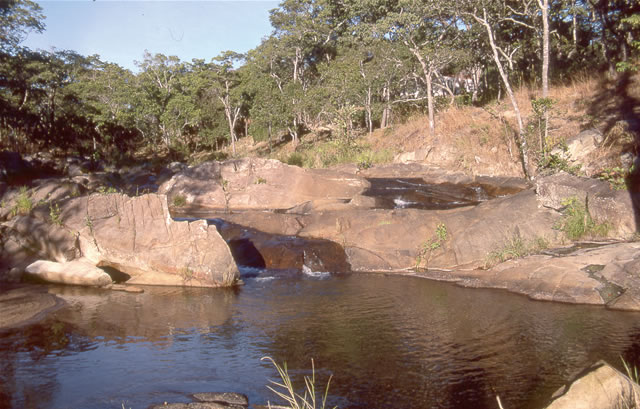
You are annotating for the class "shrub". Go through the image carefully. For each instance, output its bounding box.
[287,152,305,167]
[555,197,609,240]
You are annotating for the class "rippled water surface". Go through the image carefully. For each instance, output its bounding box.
[2,272,640,409]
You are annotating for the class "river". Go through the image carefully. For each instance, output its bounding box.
[1,268,640,409]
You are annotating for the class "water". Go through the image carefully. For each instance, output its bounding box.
[2,272,640,409]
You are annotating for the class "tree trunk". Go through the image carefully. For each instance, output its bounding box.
[474,9,532,179]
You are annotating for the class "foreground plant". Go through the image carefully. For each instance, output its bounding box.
[262,356,336,409]
[622,356,640,385]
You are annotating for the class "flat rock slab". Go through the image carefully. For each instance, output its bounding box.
[193,392,249,406]
[0,286,64,329]
[25,258,112,287]
[417,242,640,310]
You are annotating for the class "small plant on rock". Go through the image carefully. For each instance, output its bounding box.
[416,223,448,268]
[172,194,187,207]
[485,235,549,268]
[97,186,118,195]
[13,186,33,216]
[596,166,631,190]
[49,202,63,226]
[255,177,267,184]
[555,197,609,240]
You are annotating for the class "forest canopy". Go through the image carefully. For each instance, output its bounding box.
[0,0,638,165]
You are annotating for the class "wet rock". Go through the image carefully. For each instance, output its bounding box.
[544,361,640,409]
[193,392,249,406]
[106,284,144,293]
[215,219,350,272]
[25,258,113,287]
[0,286,64,329]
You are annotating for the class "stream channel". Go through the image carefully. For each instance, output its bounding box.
[2,178,640,409]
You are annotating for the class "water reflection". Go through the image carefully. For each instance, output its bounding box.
[1,275,640,409]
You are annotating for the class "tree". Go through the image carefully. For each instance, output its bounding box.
[0,0,44,53]
[458,0,534,179]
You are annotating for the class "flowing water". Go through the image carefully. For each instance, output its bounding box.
[2,270,640,409]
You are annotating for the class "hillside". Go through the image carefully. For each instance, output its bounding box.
[232,71,639,182]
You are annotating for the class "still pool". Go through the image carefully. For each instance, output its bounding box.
[2,271,640,409]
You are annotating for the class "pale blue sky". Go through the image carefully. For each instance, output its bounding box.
[23,1,279,71]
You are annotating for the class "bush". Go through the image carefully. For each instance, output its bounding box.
[555,197,609,240]
[286,152,305,167]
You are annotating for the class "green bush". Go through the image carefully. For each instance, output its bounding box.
[287,152,305,167]
[555,197,609,240]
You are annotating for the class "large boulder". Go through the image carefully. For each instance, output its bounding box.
[69,193,239,287]
[544,361,640,409]
[536,172,639,239]
[25,258,112,287]
[4,193,240,287]
[550,129,604,174]
[159,157,370,211]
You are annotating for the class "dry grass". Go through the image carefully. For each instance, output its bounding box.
[233,71,638,176]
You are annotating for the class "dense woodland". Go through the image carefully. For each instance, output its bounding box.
[0,0,638,171]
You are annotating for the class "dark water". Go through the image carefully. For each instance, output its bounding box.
[363,178,490,210]
[2,271,640,409]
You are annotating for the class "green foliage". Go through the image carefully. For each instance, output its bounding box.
[172,194,187,207]
[255,177,267,184]
[49,202,62,226]
[96,186,118,195]
[616,15,640,72]
[596,166,632,190]
[12,186,33,216]
[417,223,448,268]
[485,235,549,268]
[537,153,582,175]
[286,152,305,167]
[555,197,609,240]
[262,356,336,409]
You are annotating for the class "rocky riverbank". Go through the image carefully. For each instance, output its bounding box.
[1,152,639,330]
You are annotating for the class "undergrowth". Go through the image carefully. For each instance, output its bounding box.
[485,235,549,268]
[554,197,609,240]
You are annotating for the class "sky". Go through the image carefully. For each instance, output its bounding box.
[23,1,280,71]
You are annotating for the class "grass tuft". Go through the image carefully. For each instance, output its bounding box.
[554,197,609,240]
[485,235,549,268]
[262,356,336,409]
